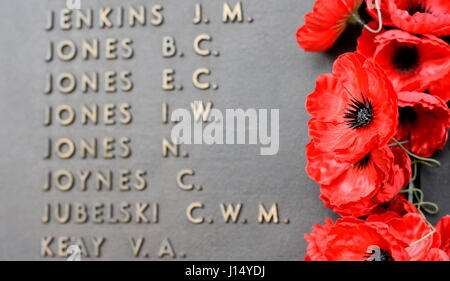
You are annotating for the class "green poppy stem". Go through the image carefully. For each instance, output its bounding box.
[349,0,383,33]
[400,185,439,250]
[390,137,441,168]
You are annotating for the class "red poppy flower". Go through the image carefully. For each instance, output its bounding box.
[366,0,450,36]
[305,213,449,261]
[308,143,394,208]
[357,28,450,91]
[376,146,411,202]
[305,216,409,261]
[306,52,398,163]
[371,193,419,216]
[424,248,450,261]
[395,91,450,157]
[297,0,363,52]
[436,216,450,256]
[429,72,450,103]
[307,141,410,217]
[368,212,444,261]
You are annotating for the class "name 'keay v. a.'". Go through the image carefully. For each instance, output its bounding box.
[45,2,254,31]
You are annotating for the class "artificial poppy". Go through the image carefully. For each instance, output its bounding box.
[297,0,364,52]
[357,28,450,91]
[395,91,450,157]
[306,52,398,163]
[371,193,419,216]
[307,141,410,217]
[429,72,450,103]
[305,216,409,261]
[366,0,450,36]
[367,212,445,261]
[436,216,450,257]
[308,143,394,208]
[376,146,411,202]
[305,213,449,261]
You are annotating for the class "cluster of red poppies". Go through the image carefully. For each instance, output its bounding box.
[306,196,450,261]
[297,0,450,261]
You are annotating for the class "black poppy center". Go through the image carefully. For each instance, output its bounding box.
[399,106,418,125]
[344,95,374,129]
[392,45,420,73]
[355,153,371,169]
[405,1,431,16]
[380,249,394,261]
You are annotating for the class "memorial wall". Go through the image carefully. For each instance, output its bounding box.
[0,0,448,261]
